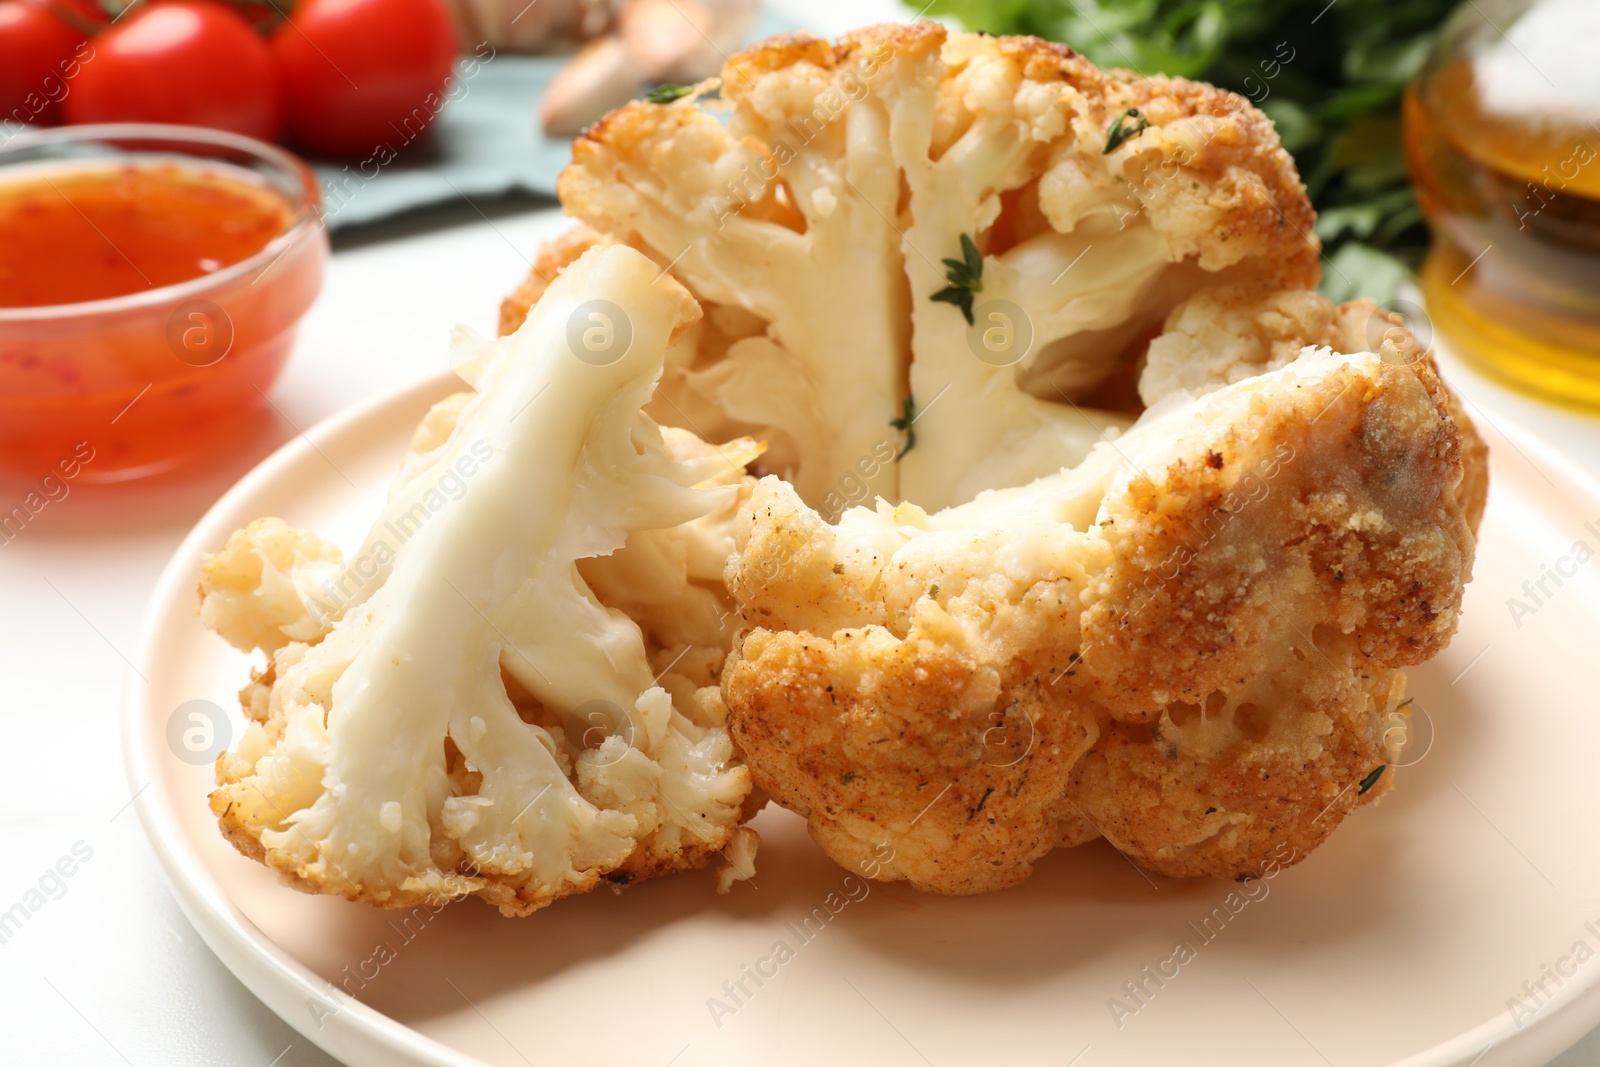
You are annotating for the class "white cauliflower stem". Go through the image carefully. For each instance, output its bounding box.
[200,246,759,914]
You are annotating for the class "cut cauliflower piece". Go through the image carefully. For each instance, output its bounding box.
[722,333,1479,892]
[200,245,761,914]
[553,23,1320,514]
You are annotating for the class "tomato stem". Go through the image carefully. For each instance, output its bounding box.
[71,0,291,35]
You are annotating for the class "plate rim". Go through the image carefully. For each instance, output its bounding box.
[124,370,476,1067]
[123,369,1600,1067]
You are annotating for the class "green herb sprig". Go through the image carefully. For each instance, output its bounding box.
[644,84,693,104]
[1104,107,1151,153]
[929,233,984,325]
[890,396,918,458]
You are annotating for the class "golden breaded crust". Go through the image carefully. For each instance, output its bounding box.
[1051,354,1476,877]
[1442,381,1489,532]
[565,93,705,180]
[722,29,855,80]
[1072,356,1475,723]
[1119,74,1319,290]
[559,22,1319,291]
[970,32,1319,289]
[721,349,1479,888]
[1067,645,1405,879]
[725,609,1098,895]
[1352,301,1489,531]
[1139,286,1488,535]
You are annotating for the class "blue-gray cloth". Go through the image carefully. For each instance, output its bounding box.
[312,10,797,230]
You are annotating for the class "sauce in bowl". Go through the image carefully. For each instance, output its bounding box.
[0,125,327,482]
[0,164,295,308]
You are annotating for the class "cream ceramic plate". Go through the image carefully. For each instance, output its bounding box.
[126,370,1600,1067]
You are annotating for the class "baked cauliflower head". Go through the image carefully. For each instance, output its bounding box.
[198,246,762,914]
[489,23,1486,894]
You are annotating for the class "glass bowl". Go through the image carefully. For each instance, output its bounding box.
[0,123,327,482]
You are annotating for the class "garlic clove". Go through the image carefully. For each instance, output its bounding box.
[442,0,613,54]
[541,35,643,137]
[619,0,755,83]
[620,0,714,81]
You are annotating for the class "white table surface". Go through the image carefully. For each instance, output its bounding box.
[5,4,1600,1063]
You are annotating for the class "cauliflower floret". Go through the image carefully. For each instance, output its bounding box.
[552,24,1319,513]
[722,331,1479,892]
[199,518,344,653]
[200,246,762,914]
[1137,285,1489,529]
[1138,285,1378,403]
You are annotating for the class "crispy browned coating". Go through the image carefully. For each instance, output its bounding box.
[562,23,1318,292]
[1066,649,1406,880]
[1061,353,1474,877]
[726,596,1098,895]
[1139,285,1489,531]
[723,347,1480,892]
[983,29,1320,289]
[1081,332,1475,721]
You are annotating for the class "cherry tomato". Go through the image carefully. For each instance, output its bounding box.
[63,0,280,141]
[272,0,457,160]
[0,0,89,126]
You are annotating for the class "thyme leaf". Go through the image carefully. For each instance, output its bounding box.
[928,233,984,324]
[644,84,693,104]
[889,396,917,458]
[1104,108,1151,153]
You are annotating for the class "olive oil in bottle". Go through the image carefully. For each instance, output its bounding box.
[1405,0,1600,405]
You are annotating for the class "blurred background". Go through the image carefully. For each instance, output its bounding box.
[2,0,1599,1063]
